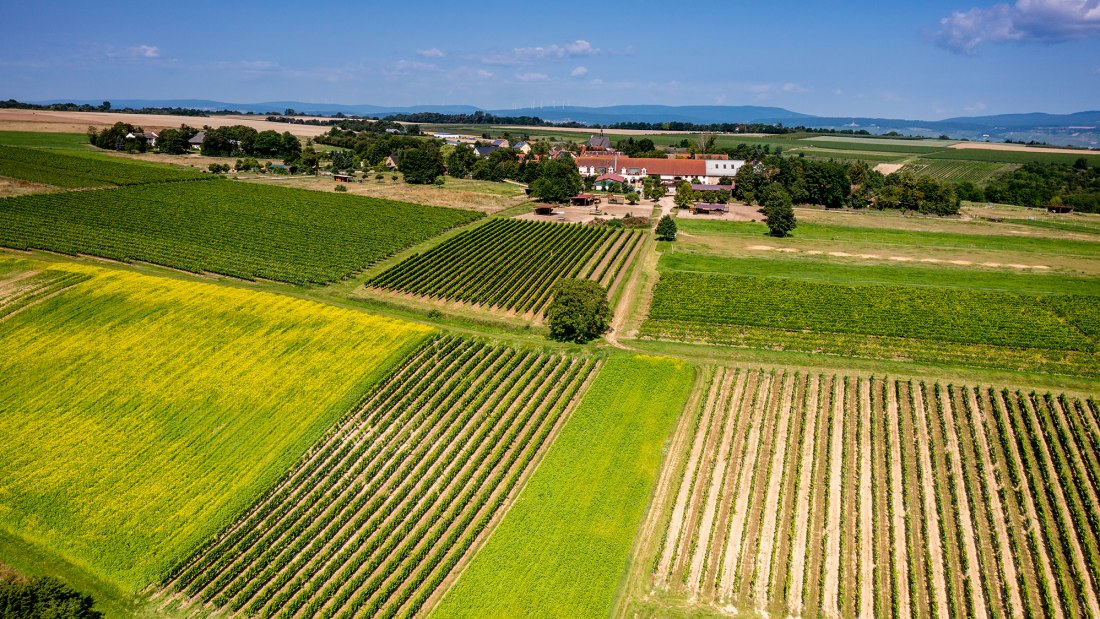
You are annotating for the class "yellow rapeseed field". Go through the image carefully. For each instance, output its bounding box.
[0,260,432,593]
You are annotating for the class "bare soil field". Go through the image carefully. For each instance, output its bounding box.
[873,162,906,175]
[0,110,332,138]
[628,369,1100,619]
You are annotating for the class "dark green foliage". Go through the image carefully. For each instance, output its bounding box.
[399,148,444,184]
[156,126,198,154]
[874,171,960,215]
[446,144,478,178]
[955,180,986,202]
[0,576,102,619]
[761,183,796,237]
[546,279,612,343]
[531,158,582,203]
[656,215,677,241]
[0,181,481,285]
[0,145,207,188]
[984,162,1100,212]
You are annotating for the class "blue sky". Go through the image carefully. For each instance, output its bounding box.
[1,0,1098,119]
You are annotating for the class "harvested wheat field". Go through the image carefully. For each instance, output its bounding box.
[630,366,1100,619]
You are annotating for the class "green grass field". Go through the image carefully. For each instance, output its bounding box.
[0,179,482,285]
[0,260,431,592]
[676,218,1100,258]
[432,355,694,618]
[659,252,1100,295]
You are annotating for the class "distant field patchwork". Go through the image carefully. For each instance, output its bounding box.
[0,180,482,285]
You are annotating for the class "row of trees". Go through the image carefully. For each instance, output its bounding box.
[732,155,960,215]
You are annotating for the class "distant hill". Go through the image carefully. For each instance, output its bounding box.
[483,105,814,125]
[23,99,1099,148]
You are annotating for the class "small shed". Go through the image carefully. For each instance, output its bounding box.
[1046,204,1074,214]
[570,194,598,206]
[533,204,556,215]
[693,203,728,214]
[333,174,353,182]
[188,131,206,150]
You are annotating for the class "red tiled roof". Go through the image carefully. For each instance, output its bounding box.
[576,156,706,177]
[595,173,626,183]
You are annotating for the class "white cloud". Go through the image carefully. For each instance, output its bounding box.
[964,101,989,112]
[571,66,588,77]
[482,39,601,65]
[516,72,549,82]
[833,88,845,96]
[416,48,446,59]
[130,45,160,59]
[477,69,494,78]
[936,0,1100,54]
[742,82,809,98]
[386,59,441,75]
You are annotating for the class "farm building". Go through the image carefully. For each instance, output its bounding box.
[533,204,556,215]
[577,156,719,183]
[188,131,206,150]
[693,203,728,214]
[705,159,745,178]
[594,173,627,190]
[333,174,353,182]
[570,194,599,206]
[474,145,500,158]
[1046,204,1074,214]
[586,133,613,151]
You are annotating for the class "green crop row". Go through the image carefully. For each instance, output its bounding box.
[0,144,208,187]
[0,180,481,285]
[902,159,1019,185]
[162,336,598,619]
[369,219,637,312]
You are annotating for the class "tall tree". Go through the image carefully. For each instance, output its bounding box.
[761,183,796,237]
[530,157,582,203]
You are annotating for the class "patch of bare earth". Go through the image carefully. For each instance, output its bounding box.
[0,177,58,197]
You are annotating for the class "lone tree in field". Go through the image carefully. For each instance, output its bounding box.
[761,183,796,237]
[545,279,612,344]
[530,157,583,203]
[656,215,677,241]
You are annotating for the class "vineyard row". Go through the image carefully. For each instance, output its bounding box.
[160,336,599,619]
[647,367,1100,619]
